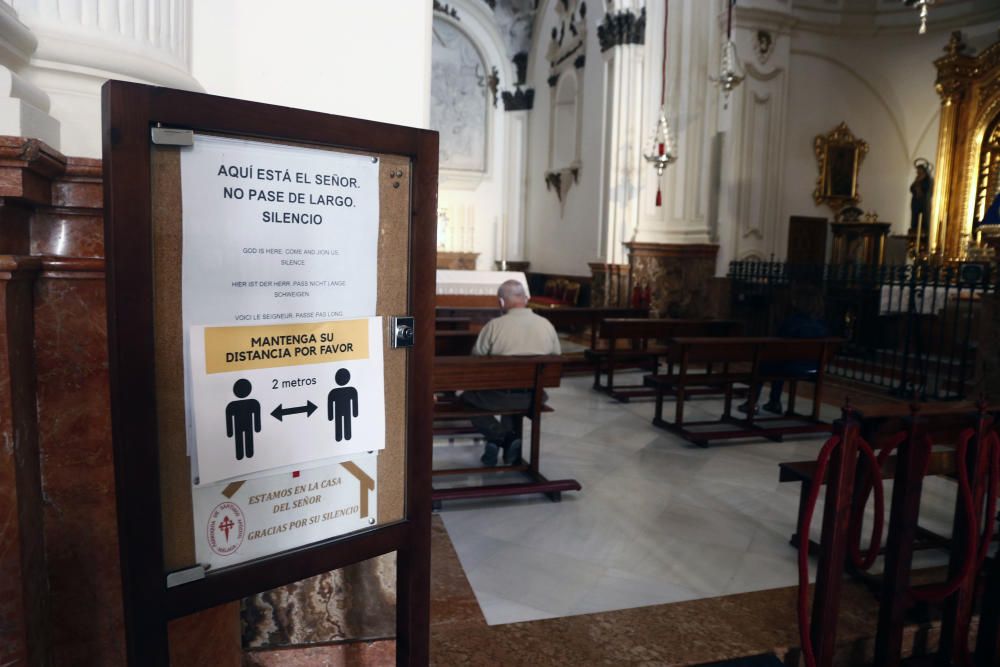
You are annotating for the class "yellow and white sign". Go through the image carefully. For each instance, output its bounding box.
[189,317,385,485]
[192,454,377,570]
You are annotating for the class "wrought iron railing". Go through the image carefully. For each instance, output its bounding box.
[728,261,1000,400]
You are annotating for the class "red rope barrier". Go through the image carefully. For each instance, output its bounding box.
[848,433,902,571]
[797,434,841,667]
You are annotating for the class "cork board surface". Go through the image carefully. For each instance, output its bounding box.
[152,136,410,573]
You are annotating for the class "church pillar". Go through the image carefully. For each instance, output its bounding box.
[0,3,60,149]
[501,95,531,265]
[597,0,645,267]
[6,0,201,157]
[593,0,644,305]
[623,0,721,315]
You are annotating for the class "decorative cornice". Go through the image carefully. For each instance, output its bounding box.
[501,87,535,111]
[433,0,460,20]
[625,242,720,259]
[597,7,646,52]
[934,31,1000,104]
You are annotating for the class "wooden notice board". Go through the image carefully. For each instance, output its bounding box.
[102,81,437,666]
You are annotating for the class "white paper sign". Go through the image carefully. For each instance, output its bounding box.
[189,317,385,485]
[193,455,377,570]
[179,134,383,474]
[180,134,380,326]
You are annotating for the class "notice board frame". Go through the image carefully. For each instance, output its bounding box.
[101,80,436,665]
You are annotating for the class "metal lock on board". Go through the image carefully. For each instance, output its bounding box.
[390,316,415,349]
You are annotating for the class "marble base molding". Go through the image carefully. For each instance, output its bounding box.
[588,262,629,307]
[625,242,719,318]
[494,260,530,272]
[436,250,480,270]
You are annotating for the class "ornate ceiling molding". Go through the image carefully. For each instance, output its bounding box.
[597,6,645,52]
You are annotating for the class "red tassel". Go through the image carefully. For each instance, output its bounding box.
[655,187,662,207]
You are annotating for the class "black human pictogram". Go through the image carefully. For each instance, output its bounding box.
[226,379,261,460]
[327,368,359,442]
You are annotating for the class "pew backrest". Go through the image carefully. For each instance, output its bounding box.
[432,355,563,392]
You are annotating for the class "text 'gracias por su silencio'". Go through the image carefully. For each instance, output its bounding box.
[216,163,365,225]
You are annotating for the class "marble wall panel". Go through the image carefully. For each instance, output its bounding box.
[243,640,395,667]
[0,259,47,667]
[242,554,396,648]
[33,263,127,666]
[626,243,720,318]
[588,262,629,307]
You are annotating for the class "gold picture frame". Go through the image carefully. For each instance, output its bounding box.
[813,122,869,213]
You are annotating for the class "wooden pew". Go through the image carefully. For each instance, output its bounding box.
[435,316,472,331]
[431,355,581,507]
[435,305,647,339]
[533,306,648,347]
[781,449,958,556]
[584,318,742,402]
[794,407,1000,667]
[435,330,479,356]
[644,337,842,446]
[780,402,996,555]
[435,306,500,333]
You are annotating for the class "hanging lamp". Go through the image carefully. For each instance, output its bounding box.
[902,0,935,35]
[642,0,677,207]
[710,0,744,100]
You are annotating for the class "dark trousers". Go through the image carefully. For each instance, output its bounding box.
[753,362,817,405]
[461,389,533,444]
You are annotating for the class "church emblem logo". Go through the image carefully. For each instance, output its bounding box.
[207,501,246,556]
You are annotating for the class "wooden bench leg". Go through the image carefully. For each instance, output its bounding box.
[593,362,602,390]
[607,356,616,396]
[675,387,685,427]
[812,374,824,421]
[790,479,812,548]
[787,380,798,415]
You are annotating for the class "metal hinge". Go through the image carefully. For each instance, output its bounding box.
[151,125,194,146]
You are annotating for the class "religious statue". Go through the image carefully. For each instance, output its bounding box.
[909,160,933,237]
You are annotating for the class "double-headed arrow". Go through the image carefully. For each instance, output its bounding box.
[271,401,317,421]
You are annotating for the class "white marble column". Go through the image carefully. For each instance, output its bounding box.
[503,107,529,262]
[598,0,646,265]
[7,0,200,157]
[633,0,720,246]
[0,2,59,147]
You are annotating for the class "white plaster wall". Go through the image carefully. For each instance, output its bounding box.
[522,0,607,276]
[781,20,1000,241]
[192,0,432,129]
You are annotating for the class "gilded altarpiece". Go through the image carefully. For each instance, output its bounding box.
[931,32,1000,258]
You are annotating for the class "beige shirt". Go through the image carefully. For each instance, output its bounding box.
[472,308,562,356]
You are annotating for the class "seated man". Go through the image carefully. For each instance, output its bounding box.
[740,286,829,415]
[462,279,562,466]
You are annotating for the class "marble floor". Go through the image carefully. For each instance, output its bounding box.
[434,371,957,626]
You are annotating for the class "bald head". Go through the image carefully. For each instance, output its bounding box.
[497,279,528,311]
